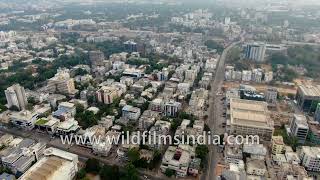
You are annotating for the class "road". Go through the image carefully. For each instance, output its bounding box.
[203,41,240,180]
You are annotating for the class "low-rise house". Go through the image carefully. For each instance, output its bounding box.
[53,102,76,120]
[55,118,80,135]
[246,158,267,176]
[188,158,201,176]
[117,144,139,161]
[138,110,160,131]
[9,110,39,130]
[122,105,141,121]
[34,116,60,134]
[160,145,194,177]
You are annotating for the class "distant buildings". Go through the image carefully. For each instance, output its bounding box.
[288,114,309,144]
[296,84,320,113]
[124,40,137,52]
[245,42,266,62]
[5,84,27,111]
[89,50,105,67]
[228,98,274,141]
[163,100,181,117]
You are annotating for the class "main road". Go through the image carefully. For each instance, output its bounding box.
[203,41,240,180]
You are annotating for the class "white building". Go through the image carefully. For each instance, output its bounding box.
[288,114,309,144]
[5,84,27,110]
[242,70,252,82]
[160,145,194,177]
[245,43,266,62]
[298,146,320,172]
[9,110,39,130]
[19,147,79,180]
[122,105,141,121]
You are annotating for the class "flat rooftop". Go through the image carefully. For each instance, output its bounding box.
[230,98,273,129]
[299,84,320,97]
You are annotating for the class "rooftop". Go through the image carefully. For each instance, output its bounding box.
[299,84,320,97]
[230,98,273,129]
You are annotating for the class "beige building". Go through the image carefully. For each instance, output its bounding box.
[272,136,285,154]
[228,98,274,141]
[47,68,77,95]
[246,158,267,176]
[96,86,118,104]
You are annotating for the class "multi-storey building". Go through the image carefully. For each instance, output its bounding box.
[289,114,309,144]
[47,68,77,95]
[5,84,27,110]
[272,136,285,154]
[228,98,274,141]
[296,84,320,113]
[298,146,320,172]
[245,42,266,62]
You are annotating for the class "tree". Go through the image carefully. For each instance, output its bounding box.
[164,169,175,177]
[127,148,140,163]
[99,165,120,180]
[76,168,87,179]
[123,163,139,180]
[196,145,209,168]
[204,40,224,53]
[85,158,100,174]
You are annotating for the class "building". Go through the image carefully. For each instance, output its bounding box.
[9,110,39,130]
[1,139,46,176]
[272,136,285,154]
[228,98,274,141]
[89,50,105,66]
[124,40,137,52]
[163,100,181,117]
[138,110,160,131]
[315,103,320,122]
[19,147,78,180]
[296,84,320,113]
[265,87,278,103]
[55,118,80,135]
[53,102,76,120]
[307,121,320,145]
[160,145,194,177]
[245,42,266,62]
[96,86,119,104]
[122,105,141,121]
[5,84,27,110]
[288,114,309,144]
[246,158,267,176]
[264,71,273,82]
[47,68,77,95]
[298,146,320,172]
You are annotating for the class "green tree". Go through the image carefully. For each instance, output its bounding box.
[99,165,120,180]
[85,158,101,174]
[76,168,87,179]
[127,148,140,163]
[123,163,139,180]
[164,169,175,177]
